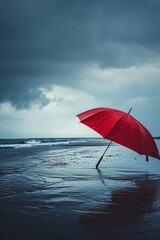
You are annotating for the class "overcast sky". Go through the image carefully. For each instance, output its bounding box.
[0,0,160,138]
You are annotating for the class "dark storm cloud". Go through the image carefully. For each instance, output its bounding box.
[1,0,160,108]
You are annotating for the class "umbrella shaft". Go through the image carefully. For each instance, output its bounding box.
[96,141,112,168]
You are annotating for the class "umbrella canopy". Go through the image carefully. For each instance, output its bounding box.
[77,107,160,164]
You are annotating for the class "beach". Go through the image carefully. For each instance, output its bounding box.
[0,138,160,240]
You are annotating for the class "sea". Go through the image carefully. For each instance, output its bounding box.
[0,138,160,240]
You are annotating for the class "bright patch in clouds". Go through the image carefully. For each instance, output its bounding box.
[0,86,99,137]
[1,61,160,138]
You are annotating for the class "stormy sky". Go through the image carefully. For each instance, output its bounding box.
[0,0,160,138]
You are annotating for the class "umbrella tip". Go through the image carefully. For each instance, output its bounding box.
[128,108,132,114]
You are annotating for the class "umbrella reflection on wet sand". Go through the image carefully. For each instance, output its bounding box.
[79,175,159,229]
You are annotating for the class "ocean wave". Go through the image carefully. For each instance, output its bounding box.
[0,138,44,149]
[0,137,109,149]
[25,139,41,145]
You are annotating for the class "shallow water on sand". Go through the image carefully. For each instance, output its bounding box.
[0,140,160,240]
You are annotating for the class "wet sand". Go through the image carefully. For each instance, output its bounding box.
[0,143,160,240]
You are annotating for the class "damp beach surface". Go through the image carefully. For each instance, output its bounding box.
[0,138,160,240]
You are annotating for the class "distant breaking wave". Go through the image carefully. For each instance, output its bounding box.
[0,138,57,149]
[25,139,42,145]
[0,138,109,149]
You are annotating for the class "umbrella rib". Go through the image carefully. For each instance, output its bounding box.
[135,120,145,155]
[134,119,149,156]
[132,118,159,160]
[77,108,107,122]
[105,112,128,139]
[105,113,148,157]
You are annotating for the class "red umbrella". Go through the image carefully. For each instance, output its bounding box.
[77,107,160,168]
